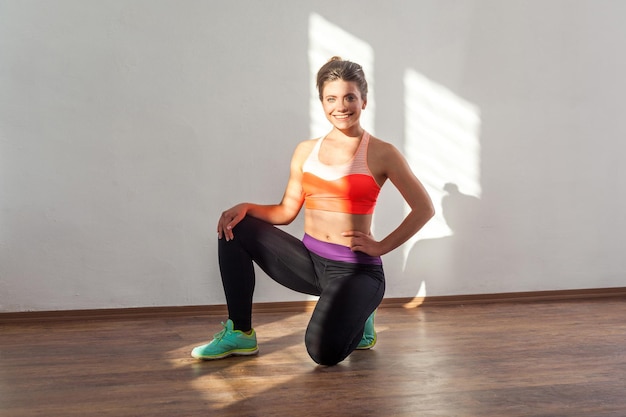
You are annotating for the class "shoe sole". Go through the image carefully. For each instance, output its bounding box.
[192,347,259,360]
[356,333,377,350]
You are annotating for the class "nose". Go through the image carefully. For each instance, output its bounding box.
[337,98,348,111]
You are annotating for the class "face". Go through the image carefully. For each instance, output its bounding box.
[321,80,367,134]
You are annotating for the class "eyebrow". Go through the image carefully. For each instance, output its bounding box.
[324,93,357,98]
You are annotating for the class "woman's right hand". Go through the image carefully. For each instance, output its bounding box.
[217,203,249,241]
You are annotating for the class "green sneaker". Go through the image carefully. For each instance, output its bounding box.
[356,310,377,350]
[191,319,259,360]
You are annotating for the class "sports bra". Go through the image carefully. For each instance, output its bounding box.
[301,132,381,215]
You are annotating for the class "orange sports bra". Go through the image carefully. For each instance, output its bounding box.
[301,132,381,215]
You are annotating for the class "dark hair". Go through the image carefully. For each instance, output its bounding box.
[316,56,368,101]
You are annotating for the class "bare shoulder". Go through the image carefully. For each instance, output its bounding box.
[295,138,318,153]
[368,135,405,163]
[366,135,410,185]
[291,138,317,166]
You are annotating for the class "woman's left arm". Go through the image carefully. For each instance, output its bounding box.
[344,142,435,256]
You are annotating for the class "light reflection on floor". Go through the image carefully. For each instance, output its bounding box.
[169,313,390,411]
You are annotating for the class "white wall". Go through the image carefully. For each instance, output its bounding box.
[1,0,625,312]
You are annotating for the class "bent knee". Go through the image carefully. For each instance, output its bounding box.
[306,346,343,366]
[305,334,348,366]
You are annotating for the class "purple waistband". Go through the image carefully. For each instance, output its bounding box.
[302,234,383,265]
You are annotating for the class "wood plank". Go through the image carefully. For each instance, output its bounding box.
[1,298,626,416]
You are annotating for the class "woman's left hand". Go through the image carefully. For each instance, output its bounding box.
[341,230,384,257]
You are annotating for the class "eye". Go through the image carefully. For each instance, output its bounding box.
[326,97,336,103]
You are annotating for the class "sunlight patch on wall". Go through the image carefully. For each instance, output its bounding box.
[403,69,481,249]
[308,13,375,138]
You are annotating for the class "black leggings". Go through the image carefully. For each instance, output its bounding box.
[218,216,385,365]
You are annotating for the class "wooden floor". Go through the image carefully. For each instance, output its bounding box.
[1,298,626,417]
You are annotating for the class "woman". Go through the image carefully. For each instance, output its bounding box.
[192,57,434,366]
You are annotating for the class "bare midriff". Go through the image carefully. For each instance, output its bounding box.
[304,208,373,247]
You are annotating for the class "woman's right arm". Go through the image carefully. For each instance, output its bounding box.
[217,141,313,241]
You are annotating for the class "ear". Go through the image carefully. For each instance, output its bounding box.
[362,99,367,110]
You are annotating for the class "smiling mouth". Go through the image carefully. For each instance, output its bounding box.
[333,114,351,119]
